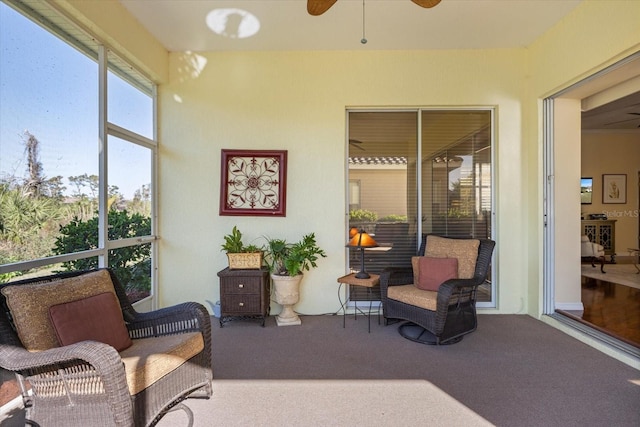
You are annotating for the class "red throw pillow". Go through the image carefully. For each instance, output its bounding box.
[49,292,132,351]
[415,257,458,291]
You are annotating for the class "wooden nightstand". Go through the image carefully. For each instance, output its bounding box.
[217,267,270,327]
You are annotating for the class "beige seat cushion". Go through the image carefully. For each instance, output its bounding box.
[425,235,480,279]
[1,270,118,351]
[387,285,437,311]
[120,332,205,396]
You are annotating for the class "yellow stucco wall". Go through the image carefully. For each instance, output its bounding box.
[54,0,640,319]
[527,0,640,315]
[553,98,583,308]
[582,132,640,253]
[159,49,527,315]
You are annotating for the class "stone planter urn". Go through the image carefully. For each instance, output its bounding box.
[272,273,303,326]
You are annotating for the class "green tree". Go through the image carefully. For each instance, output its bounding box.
[0,184,64,261]
[23,131,44,198]
[53,209,151,295]
[41,175,66,199]
[129,184,151,216]
[68,173,99,198]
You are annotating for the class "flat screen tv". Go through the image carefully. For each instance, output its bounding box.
[581,177,593,204]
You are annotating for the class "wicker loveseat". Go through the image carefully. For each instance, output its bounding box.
[380,235,495,345]
[0,268,212,427]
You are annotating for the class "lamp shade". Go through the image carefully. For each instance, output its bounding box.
[346,230,378,248]
[346,229,378,279]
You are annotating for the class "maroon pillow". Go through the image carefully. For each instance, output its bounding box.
[49,292,132,351]
[414,257,458,291]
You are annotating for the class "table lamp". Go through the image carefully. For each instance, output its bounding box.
[346,228,378,279]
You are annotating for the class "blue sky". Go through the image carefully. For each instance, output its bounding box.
[0,2,152,199]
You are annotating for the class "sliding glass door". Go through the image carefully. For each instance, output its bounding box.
[347,108,494,305]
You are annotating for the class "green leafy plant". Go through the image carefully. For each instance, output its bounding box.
[263,233,327,277]
[379,214,407,222]
[349,209,378,222]
[0,271,20,284]
[221,226,261,253]
[221,226,244,253]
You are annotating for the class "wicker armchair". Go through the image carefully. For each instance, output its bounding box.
[0,268,212,427]
[380,235,495,345]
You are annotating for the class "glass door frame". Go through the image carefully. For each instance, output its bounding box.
[346,107,496,308]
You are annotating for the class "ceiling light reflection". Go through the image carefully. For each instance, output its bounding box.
[206,8,260,39]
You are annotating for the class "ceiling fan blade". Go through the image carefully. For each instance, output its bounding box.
[307,0,338,16]
[412,0,442,8]
[603,117,640,126]
[349,139,365,151]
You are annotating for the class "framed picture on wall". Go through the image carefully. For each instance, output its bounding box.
[220,149,287,216]
[602,174,626,204]
[580,177,593,204]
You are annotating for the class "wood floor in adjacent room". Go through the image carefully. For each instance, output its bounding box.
[571,273,640,348]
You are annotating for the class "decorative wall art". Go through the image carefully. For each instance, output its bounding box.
[220,149,287,216]
[602,174,626,204]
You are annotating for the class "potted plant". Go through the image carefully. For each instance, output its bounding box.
[262,233,327,326]
[221,226,263,269]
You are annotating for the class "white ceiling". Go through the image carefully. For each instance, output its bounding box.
[582,90,640,131]
[119,0,639,131]
[119,0,583,51]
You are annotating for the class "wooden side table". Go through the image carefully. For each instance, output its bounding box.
[336,273,380,332]
[217,267,270,327]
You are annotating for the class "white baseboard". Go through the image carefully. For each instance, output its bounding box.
[555,302,584,312]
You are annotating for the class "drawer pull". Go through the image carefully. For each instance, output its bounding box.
[239,302,244,307]
[238,284,244,288]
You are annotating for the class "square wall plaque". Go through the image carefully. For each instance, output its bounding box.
[220,149,287,216]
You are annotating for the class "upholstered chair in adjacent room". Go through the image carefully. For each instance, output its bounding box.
[581,235,606,273]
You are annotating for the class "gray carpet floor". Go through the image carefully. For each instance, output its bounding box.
[184,314,640,426]
[2,314,639,426]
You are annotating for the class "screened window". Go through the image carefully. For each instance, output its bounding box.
[107,51,154,139]
[0,4,99,261]
[0,1,157,304]
[107,135,153,221]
